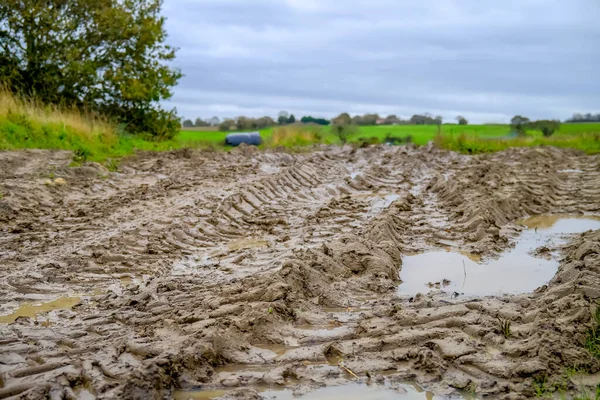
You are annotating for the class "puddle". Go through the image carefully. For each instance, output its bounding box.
[350,171,361,179]
[517,214,600,231]
[0,296,81,324]
[557,169,583,173]
[227,238,269,251]
[398,215,600,296]
[254,343,292,356]
[175,382,440,400]
[370,194,400,213]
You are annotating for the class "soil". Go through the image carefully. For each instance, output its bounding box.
[0,144,599,400]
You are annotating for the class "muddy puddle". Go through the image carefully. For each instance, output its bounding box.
[398,215,600,296]
[0,296,81,324]
[175,382,441,400]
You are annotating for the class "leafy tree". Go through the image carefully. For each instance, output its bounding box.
[182,119,194,128]
[410,114,438,125]
[456,115,468,125]
[384,115,401,125]
[0,0,182,139]
[255,116,275,129]
[287,114,296,124]
[278,111,289,125]
[332,112,352,126]
[219,119,235,132]
[532,120,560,137]
[566,113,600,123]
[510,115,531,135]
[208,116,220,126]
[300,116,330,125]
[194,118,209,127]
[331,113,356,144]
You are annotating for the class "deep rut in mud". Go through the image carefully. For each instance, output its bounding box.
[1,145,600,399]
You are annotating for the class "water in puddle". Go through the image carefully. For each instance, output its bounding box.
[227,238,269,251]
[175,382,439,400]
[0,296,81,324]
[370,194,400,213]
[398,215,600,296]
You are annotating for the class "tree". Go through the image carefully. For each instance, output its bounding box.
[218,119,236,132]
[331,113,355,144]
[410,114,437,125]
[434,116,443,125]
[384,115,401,125]
[510,115,531,135]
[182,119,194,128]
[194,118,209,127]
[456,116,468,125]
[208,116,220,126]
[255,116,275,129]
[287,114,296,124]
[0,0,182,139]
[532,120,560,137]
[361,114,380,126]
[332,112,352,126]
[278,111,289,125]
[301,116,330,125]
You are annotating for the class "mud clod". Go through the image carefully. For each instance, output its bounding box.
[0,146,599,398]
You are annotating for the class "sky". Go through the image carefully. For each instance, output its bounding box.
[162,0,600,123]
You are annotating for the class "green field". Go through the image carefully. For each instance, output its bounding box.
[178,123,600,148]
[3,89,599,165]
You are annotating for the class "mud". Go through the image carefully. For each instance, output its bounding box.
[0,145,599,399]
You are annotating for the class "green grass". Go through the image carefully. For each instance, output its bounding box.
[179,123,600,151]
[2,87,600,164]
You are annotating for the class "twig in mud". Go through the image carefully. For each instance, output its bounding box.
[339,362,359,379]
[462,260,467,289]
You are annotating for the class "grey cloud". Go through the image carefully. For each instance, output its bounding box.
[162,0,600,122]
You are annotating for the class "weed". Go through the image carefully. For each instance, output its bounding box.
[533,375,550,397]
[0,190,3,200]
[105,158,120,172]
[466,381,477,396]
[497,317,511,338]
[585,307,600,359]
[73,146,91,163]
[573,384,600,400]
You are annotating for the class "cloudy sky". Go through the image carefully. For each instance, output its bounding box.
[162,0,599,123]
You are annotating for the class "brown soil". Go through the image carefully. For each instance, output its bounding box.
[0,145,599,399]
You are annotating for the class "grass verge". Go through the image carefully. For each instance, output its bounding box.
[434,133,600,154]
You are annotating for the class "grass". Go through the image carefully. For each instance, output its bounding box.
[179,123,600,154]
[497,317,512,338]
[2,87,599,162]
[585,306,600,359]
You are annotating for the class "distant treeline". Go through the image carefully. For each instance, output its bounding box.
[182,112,470,132]
[566,113,600,123]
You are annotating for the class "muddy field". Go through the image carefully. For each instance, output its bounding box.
[1,144,600,399]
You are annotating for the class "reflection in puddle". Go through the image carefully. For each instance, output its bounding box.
[175,382,439,400]
[517,214,600,231]
[399,215,600,296]
[370,194,400,213]
[0,296,80,324]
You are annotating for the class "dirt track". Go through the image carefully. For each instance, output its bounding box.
[1,144,600,399]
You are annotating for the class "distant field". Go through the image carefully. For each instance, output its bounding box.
[178,123,600,147]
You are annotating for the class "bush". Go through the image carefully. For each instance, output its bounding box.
[331,124,358,144]
[266,125,324,147]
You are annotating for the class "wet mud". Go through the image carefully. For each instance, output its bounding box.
[0,145,600,399]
